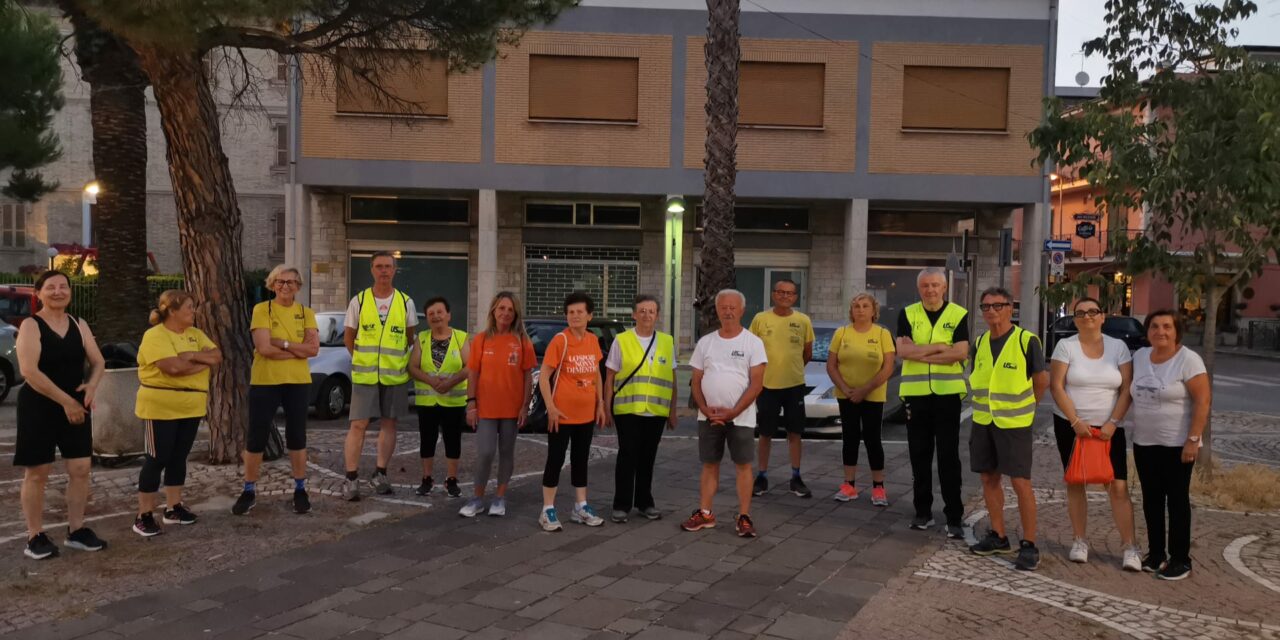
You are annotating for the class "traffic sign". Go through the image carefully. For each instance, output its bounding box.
[1076,221,1096,239]
[1045,239,1072,252]
[1050,250,1065,276]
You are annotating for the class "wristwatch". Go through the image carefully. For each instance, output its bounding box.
[1187,435,1202,445]
[283,340,290,349]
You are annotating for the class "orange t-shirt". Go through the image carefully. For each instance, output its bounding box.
[543,329,603,425]
[469,332,537,420]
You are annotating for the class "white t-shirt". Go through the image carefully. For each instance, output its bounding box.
[1050,334,1133,425]
[1129,347,1207,447]
[690,328,768,428]
[343,291,419,330]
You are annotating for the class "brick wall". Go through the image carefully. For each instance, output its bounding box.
[495,32,672,168]
[308,193,349,312]
[868,42,1044,176]
[685,37,857,172]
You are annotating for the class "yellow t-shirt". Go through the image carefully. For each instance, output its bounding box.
[136,325,218,420]
[749,310,815,390]
[250,301,317,386]
[831,324,895,402]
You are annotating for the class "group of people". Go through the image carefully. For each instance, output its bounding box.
[12,256,1211,583]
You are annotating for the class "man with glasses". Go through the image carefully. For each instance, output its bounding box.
[749,279,815,498]
[967,287,1048,571]
[896,267,969,536]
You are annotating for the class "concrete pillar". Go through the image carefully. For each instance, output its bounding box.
[1020,203,1046,335]
[842,198,869,305]
[285,183,312,306]
[477,189,498,315]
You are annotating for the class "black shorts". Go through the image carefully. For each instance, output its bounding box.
[698,422,754,465]
[755,385,806,437]
[247,384,310,453]
[1053,415,1128,482]
[969,421,1033,479]
[13,390,93,466]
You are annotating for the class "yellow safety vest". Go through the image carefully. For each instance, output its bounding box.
[969,326,1037,429]
[612,330,676,418]
[899,302,969,398]
[351,288,410,386]
[413,328,468,407]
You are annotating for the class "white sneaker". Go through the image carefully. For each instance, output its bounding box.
[539,507,563,532]
[342,478,360,502]
[1069,538,1089,563]
[459,498,484,518]
[1122,546,1143,572]
[488,498,507,517]
[571,504,604,527]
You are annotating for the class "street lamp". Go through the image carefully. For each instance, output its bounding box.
[665,195,686,215]
[663,195,685,350]
[46,246,58,270]
[82,180,100,247]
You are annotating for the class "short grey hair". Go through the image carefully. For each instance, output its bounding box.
[917,267,947,286]
[715,288,746,306]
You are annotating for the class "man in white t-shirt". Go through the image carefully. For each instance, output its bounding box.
[681,289,767,538]
[341,251,419,500]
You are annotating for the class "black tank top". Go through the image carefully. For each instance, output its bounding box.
[27,315,86,395]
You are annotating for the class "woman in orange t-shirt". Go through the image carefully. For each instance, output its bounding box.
[537,291,606,531]
[460,292,536,518]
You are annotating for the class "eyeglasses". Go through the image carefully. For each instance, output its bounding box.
[1073,309,1103,318]
[979,302,1011,312]
[772,290,798,296]
[276,279,301,287]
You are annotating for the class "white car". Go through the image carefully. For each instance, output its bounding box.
[306,310,425,419]
[803,321,844,427]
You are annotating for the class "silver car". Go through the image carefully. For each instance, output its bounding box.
[0,320,26,404]
[803,321,844,429]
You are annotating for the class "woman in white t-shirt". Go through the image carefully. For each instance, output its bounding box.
[1128,310,1210,582]
[1050,297,1139,571]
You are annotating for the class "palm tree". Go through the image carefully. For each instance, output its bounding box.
[697,0,740,335]
[63,2,151,345]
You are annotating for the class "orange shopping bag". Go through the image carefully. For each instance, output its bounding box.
[1064,427,1114,485]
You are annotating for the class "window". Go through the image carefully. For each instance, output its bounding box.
[902,66,1010,132]
[336,48,448,117]
[272,209,286,256]
[275,52,289,82]
[349,196,468,224]
[528,55,639,123]
[273,123,288,168]
[0,203,27,248]
[524,202,641,227]
[739,62,825,128]
[694,205,809,232]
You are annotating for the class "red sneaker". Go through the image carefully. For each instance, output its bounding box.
[681,509,716,532]
[834,482,859,502]
[870,485,889,507]
[735,513,757,538]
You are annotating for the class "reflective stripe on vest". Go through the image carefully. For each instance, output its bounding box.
[969,326,1037,429]
[899,302,969,398]
[413,328,469,407]
[612,330,676,418]
[351,289,410,386]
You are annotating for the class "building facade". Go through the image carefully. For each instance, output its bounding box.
[288,0,1058,347]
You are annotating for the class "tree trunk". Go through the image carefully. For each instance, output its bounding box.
[64,4,151,345]
[131,46,251,463]
[698,0,740,336]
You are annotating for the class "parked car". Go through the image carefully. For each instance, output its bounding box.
[1046,314,1149,354]
[803,321,843,430]
[0,285,38,328]
[0,320,26,403]
[524,317,627,433]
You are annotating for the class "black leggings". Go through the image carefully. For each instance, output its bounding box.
[838,399,885,470]
[543,422,594,489]
[139,418,200,493]
[247,384,309,453]
[1133,443,1195,564]
[418,405,464,460]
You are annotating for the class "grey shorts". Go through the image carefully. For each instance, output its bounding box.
[698,421,754,465]
[969,421,1033,479]
[350,382,410,422]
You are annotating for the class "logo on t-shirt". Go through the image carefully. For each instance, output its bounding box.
[730,349,745,358]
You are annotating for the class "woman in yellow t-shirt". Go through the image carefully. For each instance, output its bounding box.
[826,294,896,507]
[133,290,221,537]
[233,266,319,517]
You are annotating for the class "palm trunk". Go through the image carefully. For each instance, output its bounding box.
[64,4,151,345]
[132,46,251,463]
[698,0,740,335]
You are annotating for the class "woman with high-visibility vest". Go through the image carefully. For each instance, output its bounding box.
[408,296,469,498]
[604,294,677,523]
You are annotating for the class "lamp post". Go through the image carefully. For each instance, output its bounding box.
[82,181,100,247]
[663,195,685,351]
[46,246,58,270]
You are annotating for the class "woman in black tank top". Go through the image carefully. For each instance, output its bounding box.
[14,270,107,560]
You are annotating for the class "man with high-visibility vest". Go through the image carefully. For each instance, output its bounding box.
[895,267,970,538]
[342,251,418,501]
[408,296,469,499]
[967,287,1049,571]
[604,294,678,523]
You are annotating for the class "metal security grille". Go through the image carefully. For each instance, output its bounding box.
[525,245,640,320]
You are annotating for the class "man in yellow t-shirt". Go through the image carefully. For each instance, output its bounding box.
[748,279,815,499]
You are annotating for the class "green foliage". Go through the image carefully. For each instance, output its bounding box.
[0,2,64,201]
[1029,0,1280,327]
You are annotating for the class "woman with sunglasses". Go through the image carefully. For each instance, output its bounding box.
[1049,297,1139,571]
[233,266,319,516]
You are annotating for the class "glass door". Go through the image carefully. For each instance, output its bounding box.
[350,251,469,330]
